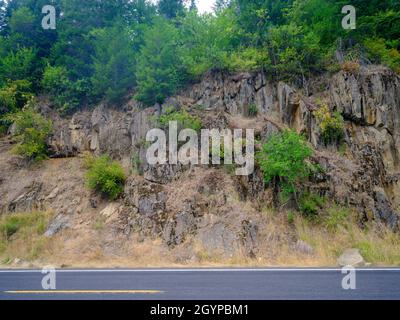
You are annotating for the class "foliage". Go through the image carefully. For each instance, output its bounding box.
[158,0,185,19]
[157,106,202,131]
[299,192,325,218]
[7,105,52,161]
[0,79,32,115]
[0,0,398,111]
[0,47,36,85]
[91,24,136,104]
[247,103,258,117]
[364,38,400,74]
[324,206,350,232]
[85,155,126,200]
[135,18,180,106]
[41,64,90,114]
[256,130,313,195]
[314,104,345,145]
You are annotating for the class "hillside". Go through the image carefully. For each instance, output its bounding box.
[1,65,400,267]
[0,0,400,268]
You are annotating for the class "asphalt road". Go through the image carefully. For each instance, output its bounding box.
[0,268,399,300]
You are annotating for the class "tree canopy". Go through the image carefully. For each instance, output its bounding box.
[0,0,397,113]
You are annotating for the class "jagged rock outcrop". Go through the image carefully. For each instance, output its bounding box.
[36,65,400,236]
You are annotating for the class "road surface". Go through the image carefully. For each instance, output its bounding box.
[0,268,399,300]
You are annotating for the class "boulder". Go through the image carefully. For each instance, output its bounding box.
[44,214,71,237]
[337,249,365,267]
[293,240,314,256]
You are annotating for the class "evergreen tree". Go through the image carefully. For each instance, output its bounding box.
[158,0,185,19]
[135,18,179,106]
[91,24,136,105]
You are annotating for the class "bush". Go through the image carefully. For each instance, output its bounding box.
[324,206,350,232]
[256,130,314,196]
[135,18,180,106]
[8,106,52,161]
[299,192,325,218]
[247,104,258,117]
[0,80,33,115]
[157,107,202,131]
[85,155,126,200]
[227,47,271,72]
[341,60,360,73]
[0,47,36,85]
[314,104,345,145]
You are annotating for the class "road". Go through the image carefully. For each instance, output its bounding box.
[0,268,399,300]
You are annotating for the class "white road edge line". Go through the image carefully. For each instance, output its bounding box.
[0,268,400,273]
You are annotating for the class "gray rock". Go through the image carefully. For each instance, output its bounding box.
[337,249,365,267]
[44,214,70,237]
[293,240,314,256]
[373,188,400,231]
[8,181,43,213]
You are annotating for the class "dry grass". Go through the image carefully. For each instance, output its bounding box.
[295,212,400,266]
[1,205,399,268]
[341,60,361,73]
[0,211,55,264]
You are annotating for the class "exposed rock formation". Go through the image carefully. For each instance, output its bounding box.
[2,65,399,262]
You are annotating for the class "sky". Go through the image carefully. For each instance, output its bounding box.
[196,0,216,13]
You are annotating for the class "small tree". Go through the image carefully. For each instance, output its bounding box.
[8,105,52,162]
[91,24,136,105]
[314,104,345,145]
[157,107,202,131]
[135,18,180,106]
[256,130,313,207]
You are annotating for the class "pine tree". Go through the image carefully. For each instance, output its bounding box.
[91,24,136,105]
[135,18,179,106]
[158,0,185,19]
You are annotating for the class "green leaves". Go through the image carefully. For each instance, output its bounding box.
[135,18,180,106]
[91,24,136,105]
[256,130,313,192]
[157,107,202,131]
[8,106,52,161]
[85,155,126,200]
[0,48,36,85]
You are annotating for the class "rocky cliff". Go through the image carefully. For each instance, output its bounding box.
[1,65,399,266]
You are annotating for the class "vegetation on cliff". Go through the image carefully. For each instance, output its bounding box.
[0,0,398,116]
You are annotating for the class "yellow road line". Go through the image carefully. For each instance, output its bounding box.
[5,290,164,294]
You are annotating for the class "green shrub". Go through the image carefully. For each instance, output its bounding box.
[247,104,258,118]
[0,47,36,85]
[314,104,345,145]
[7,106,52,161]
[364,38,400,74]
[287,211,295,225]
[41,64,90,114]
[324,206,350,232]
[256,130,314,197]
[227,47,271,72]
[0,80,33,115]
[85,155,126,200]
[0,212,49,241]
[299,192,325,218]
[157,107,202,131]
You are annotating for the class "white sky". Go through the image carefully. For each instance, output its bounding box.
[196,0,215,13]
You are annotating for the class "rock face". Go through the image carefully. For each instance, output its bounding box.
[46,102,155,164]
[1,65,395,260]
